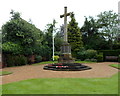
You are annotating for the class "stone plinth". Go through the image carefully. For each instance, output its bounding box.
[60,42,71,54]
[58,42,75,63]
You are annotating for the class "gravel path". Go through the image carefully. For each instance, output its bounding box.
[1,62,119,84]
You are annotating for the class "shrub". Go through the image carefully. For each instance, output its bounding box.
[27,55,35,64]
[96,54,103,62]
[54,52,60,56]
[118,55,120,63]
[37,45,52,61]
[84,59,90,61]
[6,55,15,67]
[84,58,97,62]
[52,56,59,61]
[77,49,97,61]
[77,51,87,61]
[6,55,27,67]
[35,55,42,63]
[86,49,97,59]
[15,55,27,66]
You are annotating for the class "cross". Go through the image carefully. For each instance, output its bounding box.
[60,7,71,43]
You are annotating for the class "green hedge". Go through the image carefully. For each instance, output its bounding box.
[98,50,120,56]
[97,50,120,62]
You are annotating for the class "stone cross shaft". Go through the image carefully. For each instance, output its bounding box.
[118,1,120,21]
[60,7,71,43]
[118,1,120,29]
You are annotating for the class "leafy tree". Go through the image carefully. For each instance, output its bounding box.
[54,31,63,52]
[10,10,21,20]
[81,16,99,37]
[42,20,57,59]
[97,10,119,49]
[2,42,23,55]
[80,16,108,50]
[67,12,83,56]
[2,10,43,55]
[43,20,57,46]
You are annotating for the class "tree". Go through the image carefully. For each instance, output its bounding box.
[67,12,83,56]
[54,30,63,52]
[97,10,119,49]
[42,20,57,59]
[80,16,108,50]
[2,10,43,55]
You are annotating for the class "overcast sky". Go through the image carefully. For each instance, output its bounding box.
[0,0,119,31]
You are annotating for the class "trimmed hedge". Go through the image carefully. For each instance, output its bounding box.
[97,50,120,56]
[97,50,120,62]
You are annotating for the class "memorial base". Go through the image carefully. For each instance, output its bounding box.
[43,42,92,71]
[58,42,75,63]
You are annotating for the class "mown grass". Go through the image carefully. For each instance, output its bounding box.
[0,71,13,76]
[2,73,119,94]
[109,64,120,69]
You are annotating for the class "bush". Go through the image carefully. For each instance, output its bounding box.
[6,55,15,67]
[77,51,87,61]
[54,52,60,56]
[35,55,42,63]
[15,55,27,66]
[84,59,90,61]
[6,55,27,67]
[37,45,52,61]
[90,59,97,62]
[52,56,59,61]
[77,49,97,61]
[118,55,120,63]
[96,54,103,62]
[86,49,97,59]
[84,58,97,62]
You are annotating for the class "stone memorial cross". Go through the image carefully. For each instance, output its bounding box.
[60,6,71,43]
[59,7,74,63]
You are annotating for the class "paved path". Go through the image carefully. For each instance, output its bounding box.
[1,62,119,84]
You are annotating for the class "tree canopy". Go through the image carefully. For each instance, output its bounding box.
[67,12,83,56]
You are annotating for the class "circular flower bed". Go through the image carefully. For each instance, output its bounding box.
[43,63,92,71]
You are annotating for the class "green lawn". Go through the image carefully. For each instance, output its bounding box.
[2,73,119,94]
[109,64,120,69]
[0,71,13,76]
[33,60,95,66]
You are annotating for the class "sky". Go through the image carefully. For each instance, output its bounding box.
[0,0,119,31]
